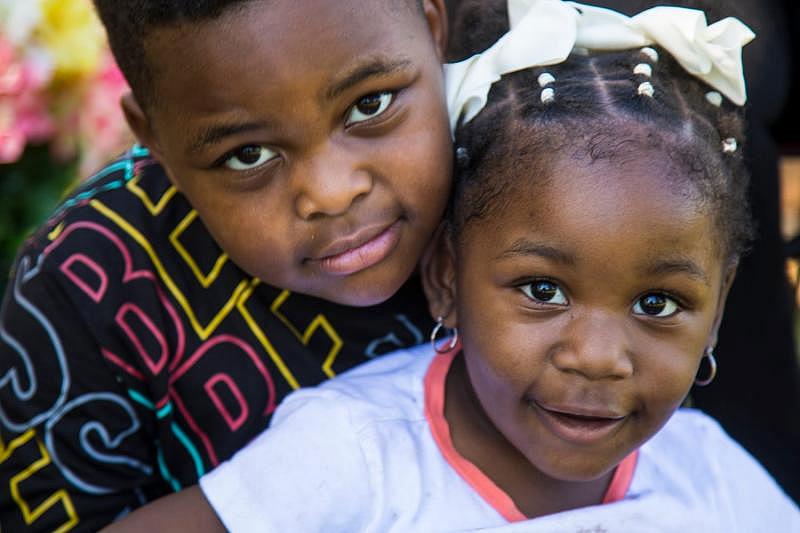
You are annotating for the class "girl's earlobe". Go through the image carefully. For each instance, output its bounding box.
[420,224,458,327]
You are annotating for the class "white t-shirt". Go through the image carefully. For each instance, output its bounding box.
[200,344,800,532]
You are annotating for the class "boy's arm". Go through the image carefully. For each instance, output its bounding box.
[101,486,225,533]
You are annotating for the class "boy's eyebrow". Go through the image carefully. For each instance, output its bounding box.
[325,57,413,101]
[496,239,576,266]
[188,122,268,155]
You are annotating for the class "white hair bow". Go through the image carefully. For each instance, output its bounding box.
[445,0,755,132]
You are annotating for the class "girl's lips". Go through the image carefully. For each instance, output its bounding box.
[530,400,627,446]
[312,221,402,276]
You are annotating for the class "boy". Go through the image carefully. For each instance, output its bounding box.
[0,0,451,530]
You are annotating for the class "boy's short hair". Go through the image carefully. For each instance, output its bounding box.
[93,1,252,109]
[93,0,424,110]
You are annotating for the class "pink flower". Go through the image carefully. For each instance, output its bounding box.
[76,53,133,174]
[0,21,132,167]
[15,89,54,141]
[0,126,24,163]
[0,36,54,163]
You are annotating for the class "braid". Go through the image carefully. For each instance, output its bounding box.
[450,45,753,262]
[446,0,509,61]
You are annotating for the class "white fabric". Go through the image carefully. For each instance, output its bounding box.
[200,344,800,532]
[445,0,755,131]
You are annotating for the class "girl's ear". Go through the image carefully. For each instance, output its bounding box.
[121,92,165,162]
[421,224,458,327]
[707,263,738,349]
[422,0,449,61]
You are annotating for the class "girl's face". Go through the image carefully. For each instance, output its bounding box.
[427,152,735,482]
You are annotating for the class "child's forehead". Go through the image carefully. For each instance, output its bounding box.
[141,0,434,120]
[482,153,715,248]
[144,0,422,45]
[144,1,426,86]
[460,154,722,284]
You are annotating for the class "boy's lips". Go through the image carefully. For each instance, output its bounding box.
[309,220,402,276]
[529,400,627,446]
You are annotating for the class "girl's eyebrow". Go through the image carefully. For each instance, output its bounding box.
[497,241,710,284]
[496,239,576,266]
[325,56,413,101]
[643,259,710,285]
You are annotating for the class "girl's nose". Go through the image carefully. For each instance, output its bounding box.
[551,311,634,381]
[293,144,373,220]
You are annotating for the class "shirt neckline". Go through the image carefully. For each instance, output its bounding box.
[423,348,638,523]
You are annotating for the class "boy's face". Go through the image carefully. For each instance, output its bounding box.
[125,0,451,306]
[427,152,734,484]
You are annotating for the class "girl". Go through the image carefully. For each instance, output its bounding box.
[446,0,800,501]
[106,1,800,531]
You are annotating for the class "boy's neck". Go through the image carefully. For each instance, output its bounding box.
[443,353,614,519]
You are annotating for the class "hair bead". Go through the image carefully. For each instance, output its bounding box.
[538,72,555,87]
[637,81,654,97]
[541,87,555,104]
[633,63,652,77]
[640,47,659,62]
[722,137,738,153]
[705,91,723,107]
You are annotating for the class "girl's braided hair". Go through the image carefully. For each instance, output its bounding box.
[447,5,754,264]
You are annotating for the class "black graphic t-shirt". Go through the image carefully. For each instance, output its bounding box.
[0,146,434,532]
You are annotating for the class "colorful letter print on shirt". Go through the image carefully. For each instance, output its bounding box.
[0,146,433,532]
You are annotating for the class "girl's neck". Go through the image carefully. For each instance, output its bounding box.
[443,352,614,519]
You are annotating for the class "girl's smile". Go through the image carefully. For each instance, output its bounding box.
[427,149,736,515]
[528,399,627,446]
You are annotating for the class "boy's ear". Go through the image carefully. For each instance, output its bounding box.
[421,224,458,327]
[422,0,449,60]
[121,91,165,162]
[707,263,738,349]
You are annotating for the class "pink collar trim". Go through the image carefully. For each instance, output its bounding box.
[423,348,638,522]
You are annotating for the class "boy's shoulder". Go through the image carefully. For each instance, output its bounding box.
[11,144,253,336]
[21,145,206,262]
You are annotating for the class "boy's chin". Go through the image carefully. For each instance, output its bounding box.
[318,280,403,307]
[296,271,408,307]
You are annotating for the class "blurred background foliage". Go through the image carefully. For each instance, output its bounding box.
[0,0,132,296]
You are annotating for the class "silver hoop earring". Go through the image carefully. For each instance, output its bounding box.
[694,348,718,386]
[430,316,458,354]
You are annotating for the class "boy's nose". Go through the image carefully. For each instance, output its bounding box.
[551,311,634,381]
[292,145,373,220]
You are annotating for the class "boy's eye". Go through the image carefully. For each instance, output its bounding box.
[224,145,277,171]
[632,293,679,318]
[345,91,394,126]
[520,280,568,305]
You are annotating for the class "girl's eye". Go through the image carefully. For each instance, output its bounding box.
[346,91,394,125]
[223,145,277,171]
[632,293,679,318]
[520,280,568,305]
